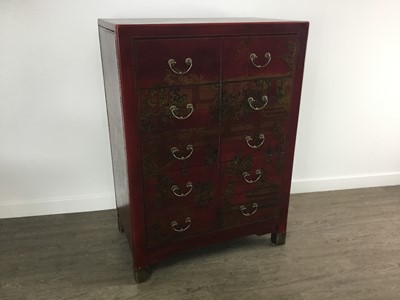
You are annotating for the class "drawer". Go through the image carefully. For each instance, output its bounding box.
[143,165,218,211]
[221,77,293,123]
[134,38,220,89]
[220,118,286,162]
[141,128,218,177]
[222,35,297,81]
[222,199,280,229]
[220,154,284,206]
[146,205,218,248]
[139,84,219,134]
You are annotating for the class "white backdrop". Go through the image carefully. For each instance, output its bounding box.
[1,0,399,218]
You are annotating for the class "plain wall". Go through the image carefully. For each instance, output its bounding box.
[1,0,399,218]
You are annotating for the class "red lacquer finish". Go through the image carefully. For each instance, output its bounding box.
[220,78,293,123]
[222,35,297,81]
[138,84,219,134]
[219,154,284,202]
[146,204,218,247]
[222,201,280,229]
[219,120,286,162]
[134,38,220,88]
[141,129,219,176]
[98,18,309,282]
[143,164,218,211]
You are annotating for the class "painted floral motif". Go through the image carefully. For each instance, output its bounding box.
[141,129,219,177]
[151,174,215,208]
[194,182,213,207]
[163,70,206,86]
[280,40,297,71]
[140,87,189,134]
[141,39,298,241]
[139,84,219,134]
[205,146,219,166]
[225,155,253,176]
[220,78,292,122]
[154,175,174,207]
[222,154,285,204]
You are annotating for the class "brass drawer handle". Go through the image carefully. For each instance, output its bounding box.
[242,169,262,184]
[171,182,193,197]
[171,144,194,161]
[245,134,265,149]
[171,217,192,232]
[170,104,194,120]
[249,52,271,68]
[247,96,268,111]
[240,203,258,217]
[168,58,193,75]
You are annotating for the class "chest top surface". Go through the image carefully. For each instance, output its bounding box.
[98,18,309,36]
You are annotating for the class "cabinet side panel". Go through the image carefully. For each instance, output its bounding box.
[99,27,132,246]
[278,23,309,234]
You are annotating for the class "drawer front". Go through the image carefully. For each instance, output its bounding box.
[146,205,218,248]
[220,118,286,162]
[134,38,220,89]
[141,128,219,177]
[143,165,218,211]
[222,35,297,81]
[139,84,219,134]
[222,199,280,229]
[220,154,284,206]
[221,78,292,123]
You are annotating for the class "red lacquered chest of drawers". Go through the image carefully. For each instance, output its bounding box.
[98,18,308,283]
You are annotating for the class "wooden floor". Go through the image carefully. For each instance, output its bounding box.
[1,186,400,299]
